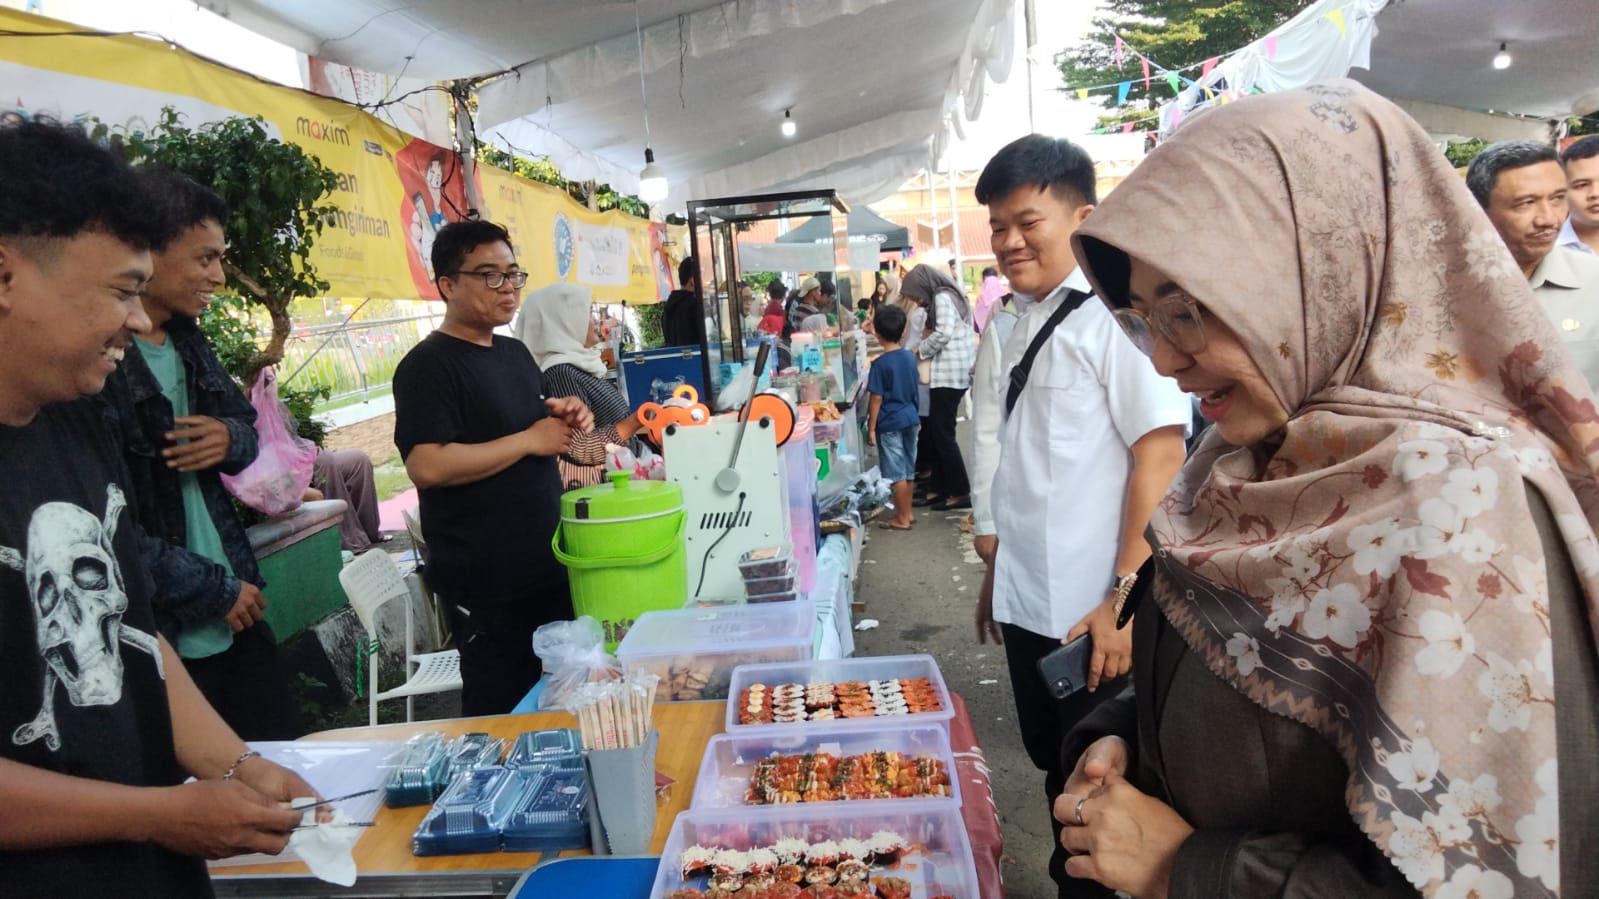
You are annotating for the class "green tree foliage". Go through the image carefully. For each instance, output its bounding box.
[1058,0,1313,131]
[95,108,341,380]
[476,142,651,219]
[634,303,666,349]
[1445,138,1490,169]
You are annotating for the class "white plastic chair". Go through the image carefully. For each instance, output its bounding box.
[338,549,462,726]
[400,508,452,648]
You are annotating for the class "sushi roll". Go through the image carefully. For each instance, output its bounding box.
[836,839,869,863]
[669,890,708,899]
[835,859,870,884]
[803,865,838,886]
[865,831,908,866]
[712,848,747,877]
[708,871,745,894]
[681,845,718,880]
[872,876,912,898]
[807,840,841,868]
[773,837,810,866]
[745,848,779,876]
[774,863,806,884]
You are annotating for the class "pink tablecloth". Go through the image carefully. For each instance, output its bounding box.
[948,693,1004,898]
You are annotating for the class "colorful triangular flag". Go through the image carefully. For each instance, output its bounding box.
[1165,71,1180,93]
[1076,88,1089,100]
[1202,57,1219,77]
[1263,35,1279,60]
[1325,9,1347,38]
[1117,81,1130,106]
[1203,86,1215,101]
[1122,121,1135,133]
[1141,56,1151,89]
[1114,36,1125,67]
[1171,107,1184,128]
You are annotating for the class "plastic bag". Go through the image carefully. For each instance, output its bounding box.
[603,443,665,481]
[531,616,622,712]
[221,366,318,515]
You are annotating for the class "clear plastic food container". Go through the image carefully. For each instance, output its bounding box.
[383,732,452,808]
[743,560,799,596]
[737,544,795,580]
[617,600,815,702]
[650,800,978,899]
[690,723,961,810]
[725,654,955,735]
[504,728,583,771]
[411,766,527,856]
[500,767,591,853]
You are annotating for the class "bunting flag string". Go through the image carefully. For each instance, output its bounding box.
[1114,35,1125,67]
[1202,56,1219,77]
[1141,55,1151,89]
[1117,81,1131,106]
[1263,35,1279,60]
[1324,8,1347,38]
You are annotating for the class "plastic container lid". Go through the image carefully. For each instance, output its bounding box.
[412,766,528,856]
[618,600,814,656]
[385,733,453,808]
[747,590,799,605]
[561,471,683,523]
[446,733,507,780]
[737,544,795,579]
[500,768,591,853]
[504,729,583,770]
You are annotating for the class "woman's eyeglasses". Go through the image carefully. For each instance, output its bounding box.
[450,270,529,289]
[1112,293,1208,357]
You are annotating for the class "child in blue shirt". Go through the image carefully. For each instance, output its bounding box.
[867,304,922,530]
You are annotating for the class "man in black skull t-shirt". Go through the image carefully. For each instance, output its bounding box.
[0,118,311,897]
[394,221,592,715]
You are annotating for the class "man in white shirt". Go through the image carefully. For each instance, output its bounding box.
[1469,139,1599,389]
[1559,136,1599,256]
[972,135,1190,897]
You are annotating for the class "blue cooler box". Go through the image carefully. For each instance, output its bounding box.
[619,345,706,407]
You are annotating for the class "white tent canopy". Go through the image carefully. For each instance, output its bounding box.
[201,0,1017,210]
[1160,0,1594,142]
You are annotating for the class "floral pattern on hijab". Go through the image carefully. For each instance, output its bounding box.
[1074,81,1599,897]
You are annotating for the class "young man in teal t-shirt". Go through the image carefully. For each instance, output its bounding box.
[100,171,300,740]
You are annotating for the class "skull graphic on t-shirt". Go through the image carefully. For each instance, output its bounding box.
[0,484,163,751]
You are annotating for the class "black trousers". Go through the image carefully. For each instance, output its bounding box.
[1001,622,1124,899]
[926,386,971,498]
[447,583,573,717]
[184,620,304,741]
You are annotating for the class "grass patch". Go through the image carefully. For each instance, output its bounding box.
[313,384,394,416]
[373,454,413,503]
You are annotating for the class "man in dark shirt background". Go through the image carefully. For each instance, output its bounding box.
[661,254,702,347]
[392,221,592,715]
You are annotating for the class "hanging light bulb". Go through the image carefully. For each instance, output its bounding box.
[638,147,669,203]
[632,2,667,206]
[781,109,797,138]
[1493,42,1512,70]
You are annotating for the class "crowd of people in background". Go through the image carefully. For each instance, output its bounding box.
[6,75,1599,899]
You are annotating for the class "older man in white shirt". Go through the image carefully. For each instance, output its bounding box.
[972,135,1189,898]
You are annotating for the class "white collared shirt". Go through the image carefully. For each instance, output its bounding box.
[989,270,1191,638]
[1558,217,1597,255]
[1532,246,1599,390]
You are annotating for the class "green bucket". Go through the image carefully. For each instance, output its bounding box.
[552,472,688,651]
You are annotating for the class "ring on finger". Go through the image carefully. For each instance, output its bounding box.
[1074,796,1087,826]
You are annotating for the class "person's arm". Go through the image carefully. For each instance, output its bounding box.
[918,293,959,359]
[562,419,640,466]
[1165,830,1416,899]
[867,393,882,446]
[404,418,569,490]
[968,324,1007,540]
[1065,425,1187,690]
[165,345,259,475]
[139,531,238,629]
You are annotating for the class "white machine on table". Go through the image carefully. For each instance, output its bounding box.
[664,415,792,600]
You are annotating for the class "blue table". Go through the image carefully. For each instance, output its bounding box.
[510,855,659,898]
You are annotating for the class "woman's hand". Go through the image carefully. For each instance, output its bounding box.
[1059,773,1193,899]
[1056,735,1127,813]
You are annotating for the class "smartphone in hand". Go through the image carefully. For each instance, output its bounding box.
[1037,634,1093,700]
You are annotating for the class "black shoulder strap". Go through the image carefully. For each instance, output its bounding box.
[1006,288,1092,416]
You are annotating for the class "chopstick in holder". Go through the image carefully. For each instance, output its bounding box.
[293,821,378,830]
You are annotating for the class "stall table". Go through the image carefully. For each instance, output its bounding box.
[210,702,722,897]
[211,696,1002,899]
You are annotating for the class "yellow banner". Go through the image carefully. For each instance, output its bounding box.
[0,6,668,302]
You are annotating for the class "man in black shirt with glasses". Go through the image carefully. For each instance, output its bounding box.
[393,221,592,715]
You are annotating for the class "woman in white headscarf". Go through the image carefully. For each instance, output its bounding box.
[516,282,644,489]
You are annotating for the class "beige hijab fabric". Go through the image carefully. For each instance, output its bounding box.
[1074,81,1599,896]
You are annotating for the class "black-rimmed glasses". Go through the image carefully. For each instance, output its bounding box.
[1112,293,1208,357]
[449,270,528,289]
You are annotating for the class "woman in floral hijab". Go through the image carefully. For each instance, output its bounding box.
[1059,81,1599,898]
